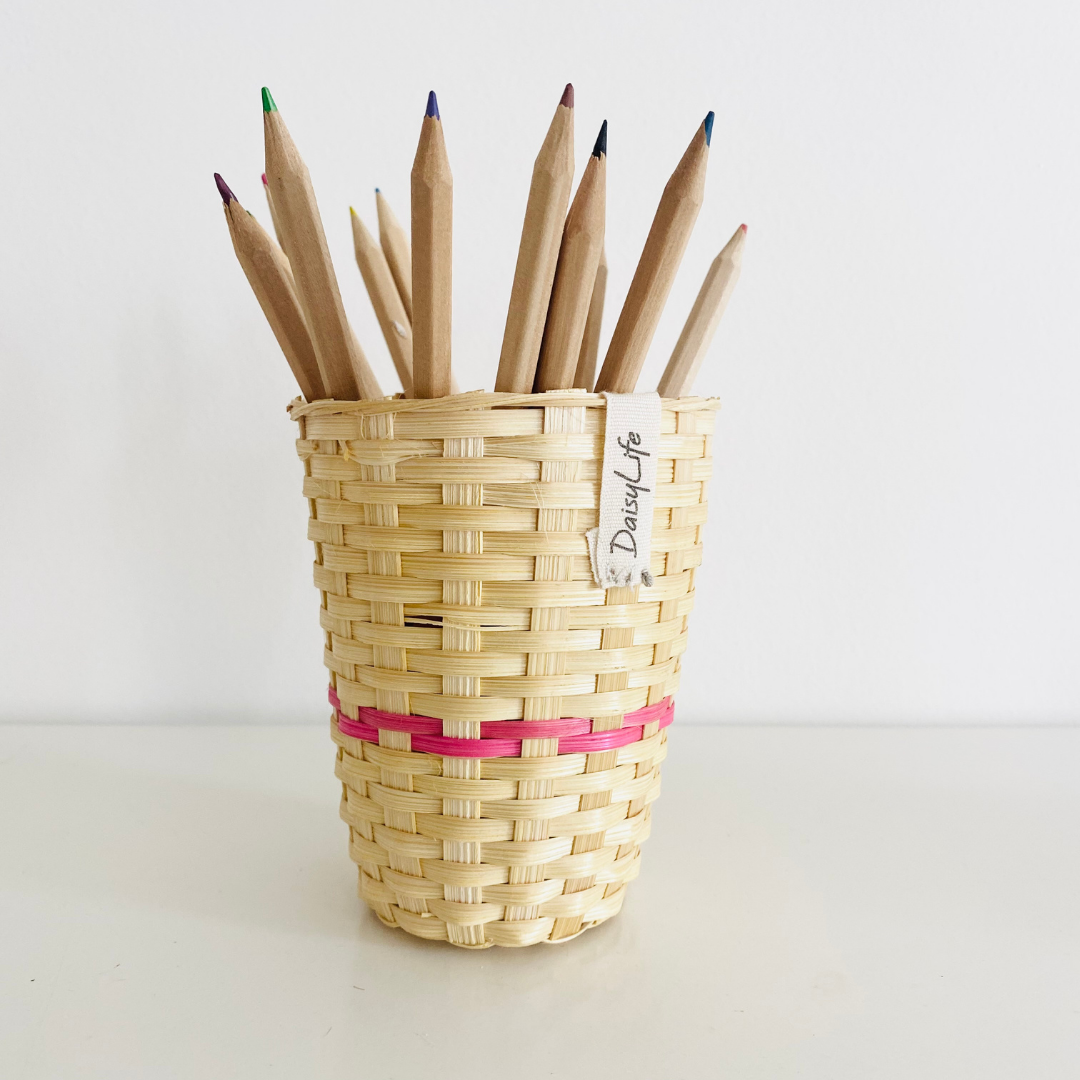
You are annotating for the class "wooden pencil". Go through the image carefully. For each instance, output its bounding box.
[573,246,607,392]
[411,91,453,398]
[262,87,381,400]
[375,189,412,323]
[594,112,714,394]
[534,120,607,392]
[215,173,325,401]
[260,172,286,250]
[494,84,575,393]
[657,223,746,397]
[350,206,413,396]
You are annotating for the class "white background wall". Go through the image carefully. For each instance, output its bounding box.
[1,0,1077,724]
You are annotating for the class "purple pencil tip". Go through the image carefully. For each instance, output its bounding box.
[214,173,236,204]
[560,83,574,108]
[425,90,440,120]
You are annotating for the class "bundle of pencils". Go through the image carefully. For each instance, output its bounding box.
[216,85,746,402]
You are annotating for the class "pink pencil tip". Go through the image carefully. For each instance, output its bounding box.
[261,173,268,186]
[560,83,574,108]
[740,223,748,233]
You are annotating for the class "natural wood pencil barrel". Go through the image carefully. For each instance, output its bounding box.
[411,95,453,398]
[217,176,325,401]
[657,224,746,398]
[261,173,287,251]
[534,122,606,392]
[291,389,719,947]
[351,208,414,397]
[376,190,413,323]
[594,114,713,394]
[262,89,382,400]
[495,86,575,393]
[573,248,607,392]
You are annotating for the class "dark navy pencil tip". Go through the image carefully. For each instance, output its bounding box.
[560,83,574,108]
[703,111,715,146]
[592,119,607,158]
[214,173,236,205]
[425,91,440,120]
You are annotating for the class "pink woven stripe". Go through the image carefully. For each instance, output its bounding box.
[329,687,674,758]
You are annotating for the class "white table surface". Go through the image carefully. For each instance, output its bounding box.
[2,723,1077,1078]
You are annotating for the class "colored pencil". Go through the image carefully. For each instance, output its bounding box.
[534,120,607,392]
[657,224,746,397]
[262,87,381,400]
[375,189,413,323]
[215,173,325,401]
[261,172,286,250]
[494,84,575,393]
[573,246,607,392]
[411,91,453,398]
[350,206,414,396]
[594,112,714,393]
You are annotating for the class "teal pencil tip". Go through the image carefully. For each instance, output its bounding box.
[375,187,381,193]
[703,111,714,146]
[262,87,277,113]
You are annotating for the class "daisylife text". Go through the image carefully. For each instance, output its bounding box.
[609,431,651,556]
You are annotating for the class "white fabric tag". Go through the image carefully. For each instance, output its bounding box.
[586,392,662,588]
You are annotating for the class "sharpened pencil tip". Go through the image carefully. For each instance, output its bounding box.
[214,173,236,205]
[561,83,574,108]
[592,119,607,158]
[375,187,381,193]
[703,111,715,146]
[740,223,748,233]
[261,173,268,187]
[349,206,357,217]
[262,87,277,113]
[425,91,440,120]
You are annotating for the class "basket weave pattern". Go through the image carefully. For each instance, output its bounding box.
[292,390,718,947]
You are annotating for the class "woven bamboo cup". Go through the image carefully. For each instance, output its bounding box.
[290,388,719,947]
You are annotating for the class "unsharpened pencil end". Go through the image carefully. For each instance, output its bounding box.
[592,119,607,158]
[425,90,440,120]
[214,172,236,205]
[740,223,748,233]
[561,83,574,109]
[703,111,715,146]
[262,87,277,113]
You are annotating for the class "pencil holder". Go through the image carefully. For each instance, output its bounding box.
[291,388,719,948]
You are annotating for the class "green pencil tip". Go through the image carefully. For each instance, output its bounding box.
[262,87,277,113]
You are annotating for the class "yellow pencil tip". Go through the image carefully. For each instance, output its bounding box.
[349,206,357,216]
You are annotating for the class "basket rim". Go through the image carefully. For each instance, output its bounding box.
[288,388,721,421]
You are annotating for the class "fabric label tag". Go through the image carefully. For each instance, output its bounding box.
[586,392,662,588]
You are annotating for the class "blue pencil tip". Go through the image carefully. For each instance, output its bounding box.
[592,119,607,158]
[703,111,715,146]
[426,91,440,120]
[375,187,380,193]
